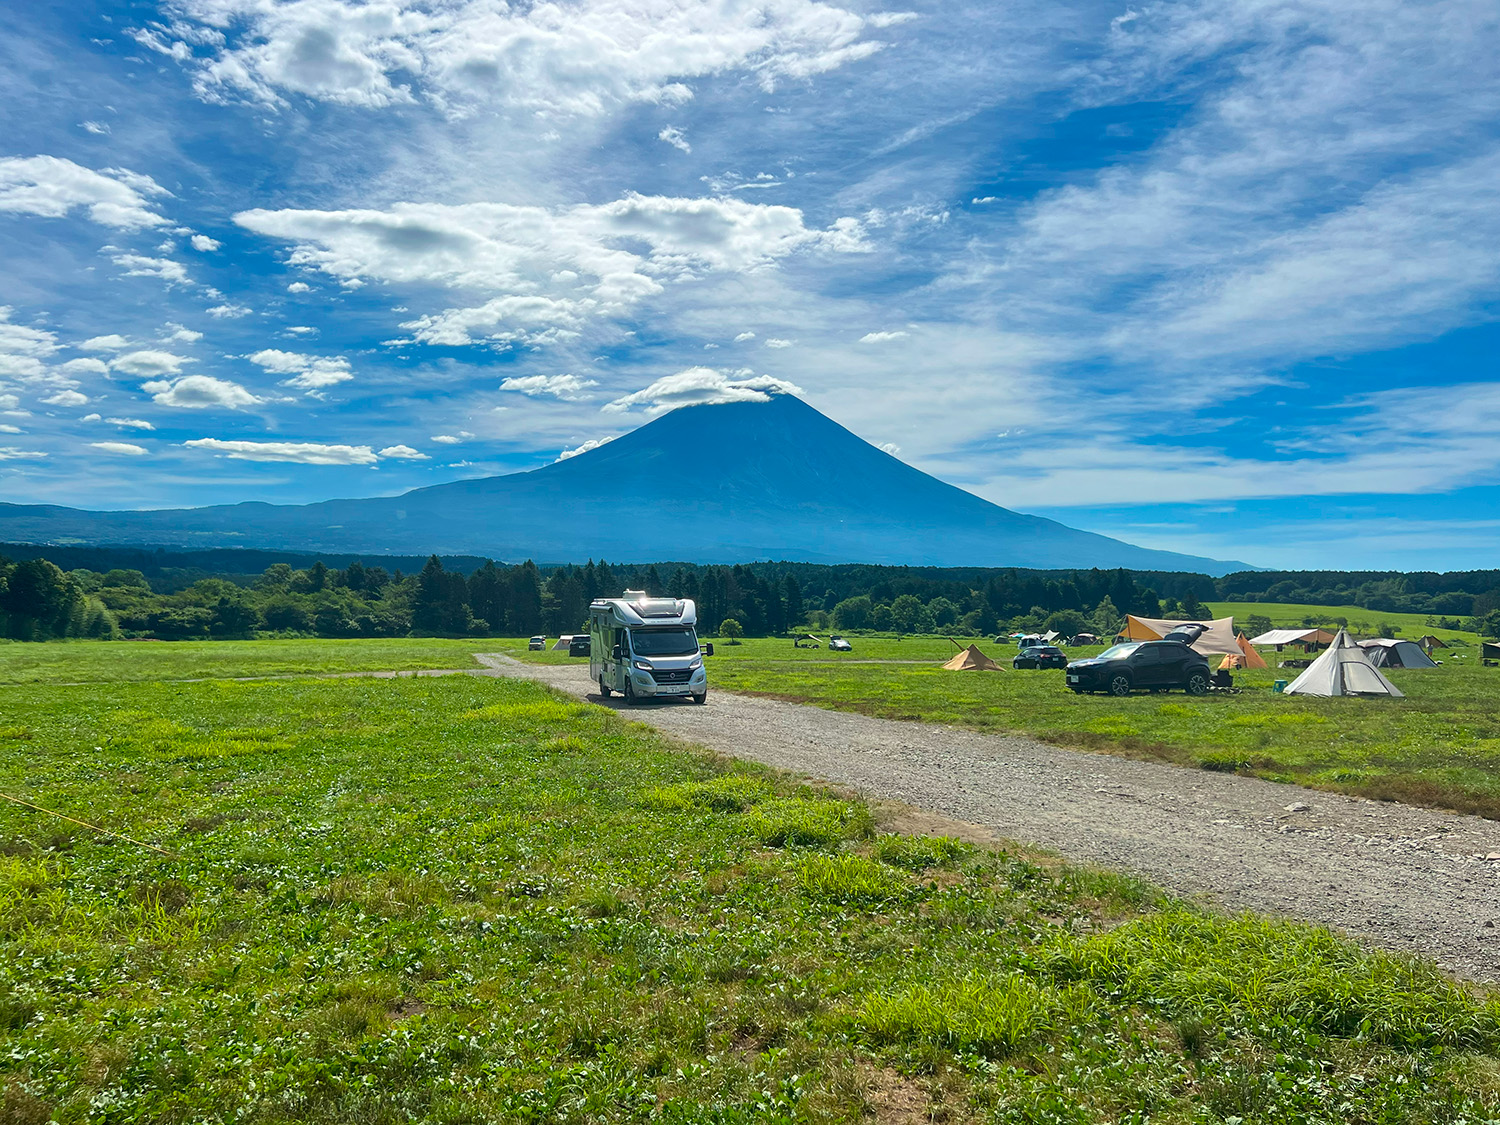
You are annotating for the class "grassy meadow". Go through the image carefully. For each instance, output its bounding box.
[674,634,1500,819]
[1205,602,1477,643]
[0,636,486,685]
[2,657,1500,1122]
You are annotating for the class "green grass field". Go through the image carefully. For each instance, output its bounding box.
[1206,602,1477,643]
[0,637,486,685]
[690,636,1500,818]
[3,661,1498,1121]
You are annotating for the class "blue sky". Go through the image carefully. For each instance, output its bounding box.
[1,0,1496,571]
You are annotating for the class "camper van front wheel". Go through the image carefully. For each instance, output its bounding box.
[692,690,707,705]
[624,681,638,705]
[1108,675,1132,697]
[598,677,612,698]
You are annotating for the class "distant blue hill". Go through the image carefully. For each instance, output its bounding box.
[0,394,1251,574]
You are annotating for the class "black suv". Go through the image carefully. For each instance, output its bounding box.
[1065,640,1211,696]
[568,635,591,657]
[1014,645,1067,669]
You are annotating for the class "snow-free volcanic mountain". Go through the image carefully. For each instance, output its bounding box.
[0,395,1248,573]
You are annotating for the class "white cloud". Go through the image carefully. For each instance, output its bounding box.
[161,324,203,343]
[106,416,155,430]
[0,395,18,410]
[0,424,20,434]
[190,233,221,251]
[41,390,89,407]
[971,196,998,204]
[877,441,901,455]
[80,334,131,351]
[557,435,616,461]
[206,303,252,318]
[111,350,188,377]
[161,0,899,114]
[377,444,428,460]
[733,331,756,342]
[90,441,149,456]
[499,373,598,400]
[185,437,378,465]
[859,330,908,343]
[235,194,867,346]
[111,253,190,284]
[143,375,262,410]
[603,368,803,415]
[658,126,691,153]
[0,447,47,460]
[246,348,354,393]
[285,325,317,335]
[0,156,169,230]
[81,121,111,135]
[286,281,312,293]
[430,431,474,444]
[764,337,793,348]
[59,357,110,376]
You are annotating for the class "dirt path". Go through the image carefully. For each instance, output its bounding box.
[476,654,1500,980]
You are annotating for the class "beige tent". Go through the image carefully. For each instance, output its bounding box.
[1219,632,1269,670]
[1283,629,1403,698]
[1417,635,1448,652]
[1248,627,1337,650]
[1120,614,1240,657]
[942,644,1005,671]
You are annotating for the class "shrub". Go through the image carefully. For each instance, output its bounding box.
[797,854,908,903]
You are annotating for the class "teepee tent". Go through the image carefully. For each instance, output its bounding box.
[1120,614,1240,657]
[942,644,1005,671]
[1219,632,1269,671]
[1282,630,1403,698]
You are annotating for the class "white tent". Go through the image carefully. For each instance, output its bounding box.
[1120,614,1240,657]
[1283,630,1404,698]
[550,635,577,650]
[1249,627,1337,649]
[1358,638,1438,669]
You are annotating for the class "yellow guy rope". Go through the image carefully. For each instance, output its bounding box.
[0,792,178,859]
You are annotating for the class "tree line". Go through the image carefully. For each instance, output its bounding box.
[6,548,1498,642]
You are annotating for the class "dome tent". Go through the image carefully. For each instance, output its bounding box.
[1358,638,1438,669]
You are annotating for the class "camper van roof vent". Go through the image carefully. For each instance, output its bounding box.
[632,597,684,619]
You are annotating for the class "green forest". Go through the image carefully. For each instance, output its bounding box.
[3,544,1499,642]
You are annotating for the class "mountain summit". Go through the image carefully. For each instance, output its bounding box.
[0,394,1247,573]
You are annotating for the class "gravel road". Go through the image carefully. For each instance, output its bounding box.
[477,654,1500,980]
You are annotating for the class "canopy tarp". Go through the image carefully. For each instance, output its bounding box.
[1483,642,1500,660]
[1249,627,1338,648]
[1042,630,1060,642]
[1359,638,1439,669]
[1219,632,1269,670]
[1120,614,1240,657]
[550,635,575,650]
[942,644,1005,671]
[1283,629,1403,697]
[1417,635,1448,650]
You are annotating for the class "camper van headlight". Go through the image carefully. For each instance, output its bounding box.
[689,657,703,670]
[632,660,653,671]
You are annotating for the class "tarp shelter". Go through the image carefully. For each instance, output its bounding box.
[1283,630,1403,697]
[1483,642,1500,662]
[1359,638,1438,669]
[1042,630,1060,643]
[550,635,577,650]
[1120,615,1240,657]
[942,644,1005,671]
[1417,635,1448,652]
[1249,627,1337,650]
[1219,632,1269,671]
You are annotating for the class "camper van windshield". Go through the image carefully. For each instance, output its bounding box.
[630,628,698,656]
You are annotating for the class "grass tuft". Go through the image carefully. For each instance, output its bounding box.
[744,796,873,847]
[797,853,909,903]
[857,973,1088,1057]
[644,774,773,812]
[872,833,970,870]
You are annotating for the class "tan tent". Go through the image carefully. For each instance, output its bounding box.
[1219,632,1269,670]
[942,644,1005,671]
[1417,635,1447,652]
[1120,614,1240,657]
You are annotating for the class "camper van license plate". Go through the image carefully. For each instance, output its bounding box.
[657,684,690,694]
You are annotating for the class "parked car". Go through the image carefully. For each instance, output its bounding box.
[1014,645,1067,669]
[829,635,853,652]
[568,635,592,657]
[1065,640,1211,696]
[528,635,546,651]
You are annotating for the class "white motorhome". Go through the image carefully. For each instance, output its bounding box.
[589,591,708,704]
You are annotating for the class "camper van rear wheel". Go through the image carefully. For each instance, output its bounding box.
[1108,675,1132,697]
[598,677,612,698]
[1185,672,1209,695]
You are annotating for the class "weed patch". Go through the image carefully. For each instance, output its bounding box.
[872,833,970,870]
[745,796,873,847]
[857,974,1089,1057]
[797,854,909,904]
